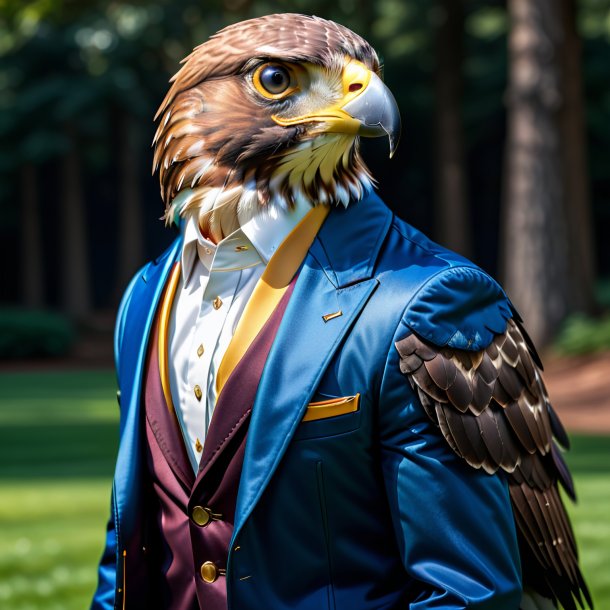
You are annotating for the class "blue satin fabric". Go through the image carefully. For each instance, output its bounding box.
[92,191,522,610]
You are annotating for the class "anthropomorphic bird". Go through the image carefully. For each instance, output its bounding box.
[92,14,591,610]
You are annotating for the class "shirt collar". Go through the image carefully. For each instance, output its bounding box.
[180,196,312,285]
[240,195,312,264]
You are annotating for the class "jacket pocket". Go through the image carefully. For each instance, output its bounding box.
[303,394,360,422]
[294,394,362,441]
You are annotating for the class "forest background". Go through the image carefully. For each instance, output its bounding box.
[1,0,610,609]
[1,0,610,350]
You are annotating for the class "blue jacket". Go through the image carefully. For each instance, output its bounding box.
[92,192,522,609]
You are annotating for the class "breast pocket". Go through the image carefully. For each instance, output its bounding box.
[294,394,362,441]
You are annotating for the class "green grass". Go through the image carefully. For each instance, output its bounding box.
[0,371,118,610]
[564,435,610,608]
[0,370,609,609]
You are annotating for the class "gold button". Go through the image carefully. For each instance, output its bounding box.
[200,561,218,583]
[194,385,202,401]
[192,506,211,527]
[235,245,249,252]
[195,438,203,453]
[213,296,222,310]
[197,344,204,357]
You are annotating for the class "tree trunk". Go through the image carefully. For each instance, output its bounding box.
[20,163,44,308]
[117,112,145,292]
[60,126,91,319]
[434,0,471,258]
[559,0,597,314]
[502,0,569,347]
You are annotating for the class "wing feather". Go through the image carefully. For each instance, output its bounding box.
[395,319,592,609]
[504,400,539,454]
[424,354,457,391]
[510,484,551,569]
[476,407,508,470]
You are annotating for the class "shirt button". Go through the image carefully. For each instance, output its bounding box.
[197,344,204,357]
[204,247,213,255]
[235,245,249,252]
[194,385,203,401]
[213,296,223,310]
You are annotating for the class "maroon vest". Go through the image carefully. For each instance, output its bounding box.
[143,280,295,610]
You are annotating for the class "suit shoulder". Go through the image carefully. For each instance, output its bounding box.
[378,216,512,351]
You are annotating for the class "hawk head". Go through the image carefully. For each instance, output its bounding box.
[153,13,401,241]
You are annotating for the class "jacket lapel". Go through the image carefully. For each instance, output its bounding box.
[233,191,393,538]
[194,277,297,486]
[114,237,182,534]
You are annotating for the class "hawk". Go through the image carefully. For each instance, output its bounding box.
[152,13,591,610]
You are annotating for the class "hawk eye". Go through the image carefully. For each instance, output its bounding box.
[257,64,292,96]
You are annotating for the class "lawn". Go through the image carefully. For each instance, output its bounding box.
[0,371,118,610]
[0,370,608,609]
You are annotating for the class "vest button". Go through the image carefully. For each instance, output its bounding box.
[200,561,218,583]
[192,506,211,527]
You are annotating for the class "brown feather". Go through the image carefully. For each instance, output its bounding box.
[397,352,423,375]
[439,405,491,471]
[503,400,539,454]
[434,402,462,456]
[424,354,457,391]
[411,365,449,403]
[510,483,551,569]
[453,349,474,371]
[476,351,499,384]
[551,443,576,500]
[497,364,524,401]
[491,378,513,407]
[517,339,538,386]
[512,510,549,575]
[395,334,418,359]
[413,341,439,362]
[395,321,590,608]
[445,368,473,412]
[475,407,507,470]
[470,375,494,415]
[500,329,520,367]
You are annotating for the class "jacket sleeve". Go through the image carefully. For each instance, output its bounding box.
[90,269,141,610]
[377,266,522,609]
[90,491,119,610]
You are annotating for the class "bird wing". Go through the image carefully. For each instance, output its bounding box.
[395,316,593,610]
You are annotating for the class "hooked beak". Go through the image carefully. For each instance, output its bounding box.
[272,59,402,158]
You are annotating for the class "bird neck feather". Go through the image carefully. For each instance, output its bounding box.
[164,134,373,242]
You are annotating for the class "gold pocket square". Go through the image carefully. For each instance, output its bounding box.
[302,394,360,422]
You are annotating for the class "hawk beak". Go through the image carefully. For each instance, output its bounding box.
[272,59,402,158]
[341,70,401,158]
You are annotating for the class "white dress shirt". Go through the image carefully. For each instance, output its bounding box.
[168,199,311,471]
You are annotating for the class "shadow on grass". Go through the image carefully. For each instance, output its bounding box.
[0,421,118,479]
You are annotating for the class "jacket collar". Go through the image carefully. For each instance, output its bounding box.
[144,189,393,289]
[309,189,393,288]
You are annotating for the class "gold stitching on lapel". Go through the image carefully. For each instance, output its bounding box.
[322,310,343,322]
[302,393,360,422]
